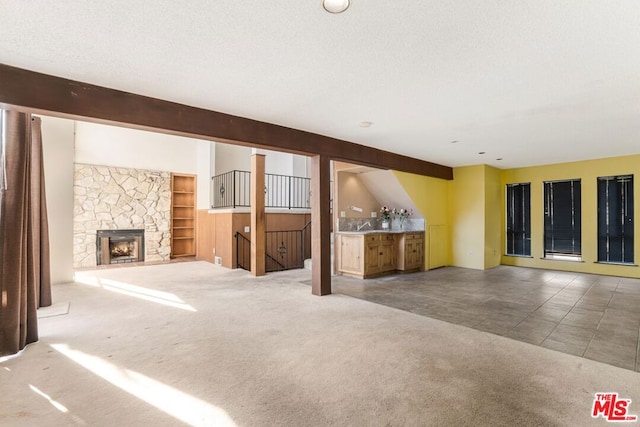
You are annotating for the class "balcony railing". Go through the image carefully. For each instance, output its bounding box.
[211,170,311,209]
[265,173,311,209]
[212,170,251,208]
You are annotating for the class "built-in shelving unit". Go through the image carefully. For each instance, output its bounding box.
[171,173,197,258]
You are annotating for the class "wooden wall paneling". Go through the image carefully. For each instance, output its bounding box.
[196,210,216,263]
[265,212,310,231]
[197,211,312,269]
[214,213,233,269]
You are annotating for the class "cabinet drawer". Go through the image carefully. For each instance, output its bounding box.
[366,235,378,243]
[380,234,395,242]
[404,233,423,240]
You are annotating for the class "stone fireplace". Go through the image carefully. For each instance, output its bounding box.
[96,229,145,265]
[73,163,172,268]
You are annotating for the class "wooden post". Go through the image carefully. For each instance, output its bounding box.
[311,155,331,295]
[251,154,266,276]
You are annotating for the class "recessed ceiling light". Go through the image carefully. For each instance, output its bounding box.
[478,151,486,155]
[323,0,350,14]
[359,121,373,128]
[450,140,459,144]
[496,158,503,161]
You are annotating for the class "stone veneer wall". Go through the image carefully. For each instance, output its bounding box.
[73,163,172,268]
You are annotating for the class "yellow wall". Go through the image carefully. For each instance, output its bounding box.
[393,171,450,269]
[484,165,502,269]
[395,154,640,278]
[395,165,501,271]
[501,154,640,278]
[448,166,485,269]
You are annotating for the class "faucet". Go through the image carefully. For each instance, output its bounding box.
[357,221,371,232]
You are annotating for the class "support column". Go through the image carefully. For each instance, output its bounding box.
[311,155,331,295]
[251,153,265,276]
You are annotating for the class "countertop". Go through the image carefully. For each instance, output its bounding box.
[336,230,424,235]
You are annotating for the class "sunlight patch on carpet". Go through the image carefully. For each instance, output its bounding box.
[51,344,236,427]
[75,273,196,312]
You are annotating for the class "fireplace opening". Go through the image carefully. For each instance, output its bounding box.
[97,229,145,265]
[110,240,136,259]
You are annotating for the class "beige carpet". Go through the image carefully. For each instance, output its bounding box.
[1,261,638,426]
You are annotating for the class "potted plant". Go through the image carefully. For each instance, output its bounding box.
[380,206,391,229]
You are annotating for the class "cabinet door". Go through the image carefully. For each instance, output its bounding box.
[340,236,363,274]
[404,240,417,268]
[414,239,424,269]
[404,240,423,269]
[365,243,381,274]
[379,241,397,272]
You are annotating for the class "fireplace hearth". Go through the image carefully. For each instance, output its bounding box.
[96,229,145,265]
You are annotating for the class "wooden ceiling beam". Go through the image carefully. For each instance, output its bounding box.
[0,63,452,180]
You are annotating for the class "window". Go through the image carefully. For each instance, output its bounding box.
[544,179,581,259]
[598,175,634,264]
[506,183,531,256]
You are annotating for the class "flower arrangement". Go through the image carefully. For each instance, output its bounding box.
[392,208,413,228]
[381,206,414,229]
[392,208,413,220]
[380,206,391,222]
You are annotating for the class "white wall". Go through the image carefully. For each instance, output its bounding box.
[292,155,309,178]
[358,169,422,219]
[214,144,310,178]
[40,116,75,284]
[75,122,200,174]
[265,150,293,175]
[265,150,310,177]
[215,143,251,174]
[196,141,213,209]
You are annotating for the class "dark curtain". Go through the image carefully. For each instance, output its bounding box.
[544,180,582,256]
[506,183,531,256]
[0,110,52,356]
[598,176,634,263]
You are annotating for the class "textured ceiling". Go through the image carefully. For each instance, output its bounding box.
[1,1,639,168]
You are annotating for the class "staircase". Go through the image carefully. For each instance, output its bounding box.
[235,221,312,272]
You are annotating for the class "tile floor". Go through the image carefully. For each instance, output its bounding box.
[332,265,640,371]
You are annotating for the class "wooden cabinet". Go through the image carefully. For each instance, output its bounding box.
[338,231,424,279]
[379,235,398,272]
[171,173,196,258]
[364,234,396,277]
[338,233,399,278]
[365,238,382,275]
[397,232,424,271]
[339,234,364,275]
[363,234,397,277]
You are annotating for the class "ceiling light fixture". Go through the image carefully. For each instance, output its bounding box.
[359,121,372,128]
[478,151,486,155]
[323,0,350,14]
[496,158,503,161]
[450,140,459,144]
